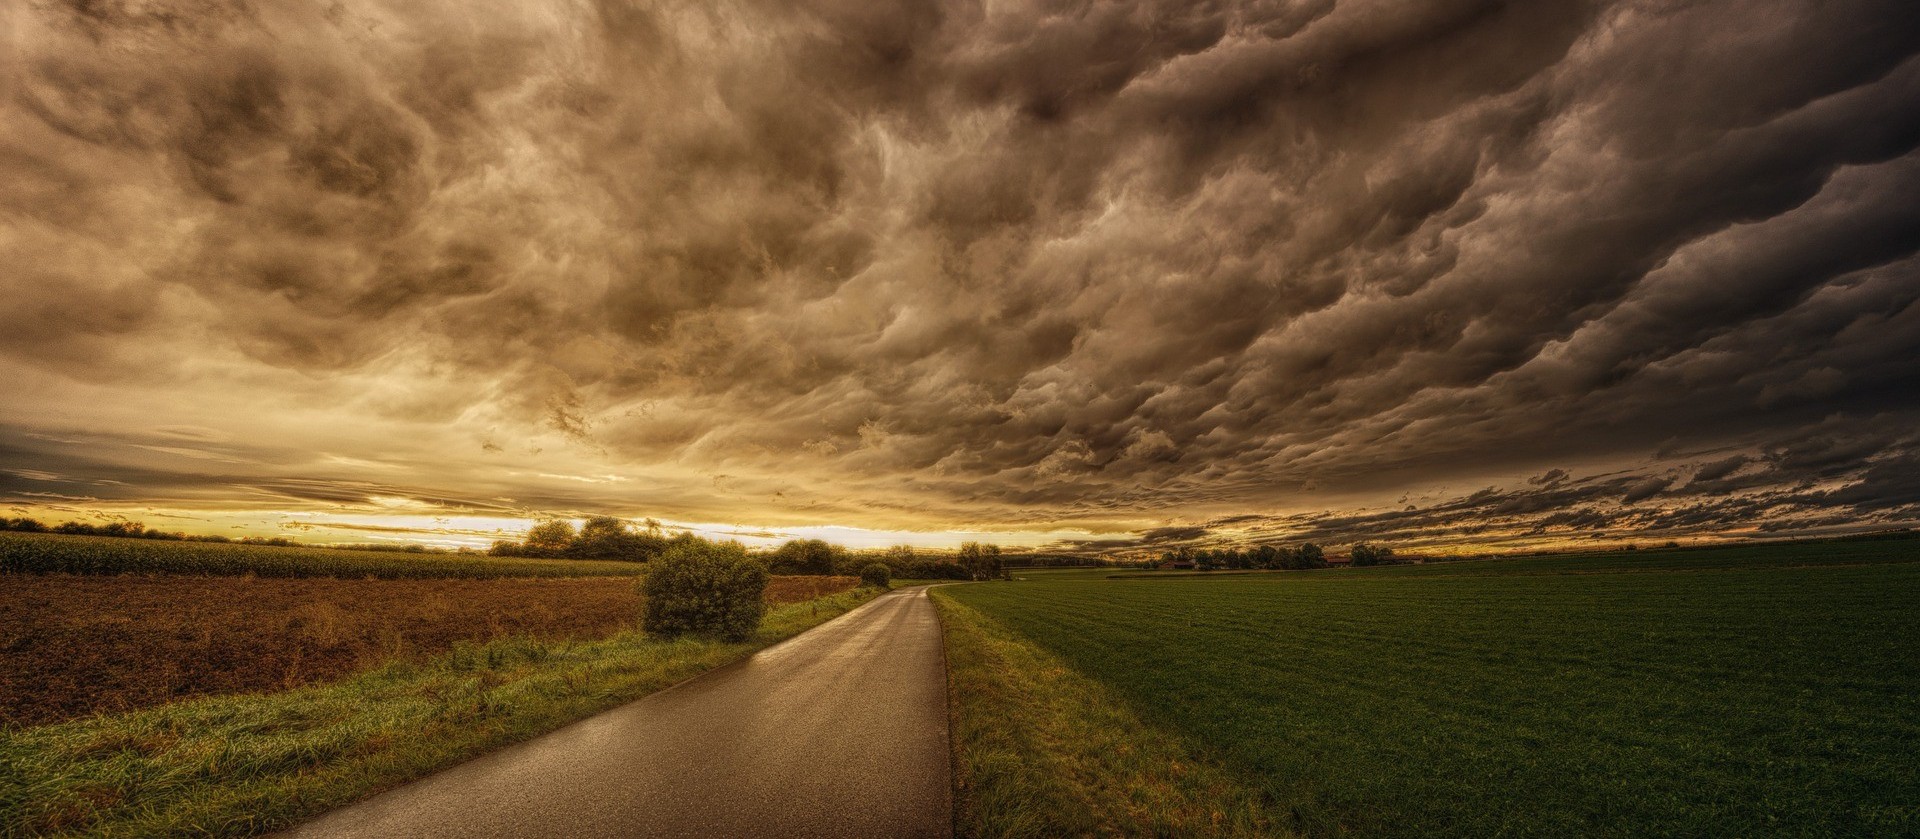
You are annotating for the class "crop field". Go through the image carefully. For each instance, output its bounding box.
[942,541,1920,837]
[0,531,650,579]
[1,573,858,727]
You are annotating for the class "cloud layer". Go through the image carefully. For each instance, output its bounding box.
[4,0,1919,550]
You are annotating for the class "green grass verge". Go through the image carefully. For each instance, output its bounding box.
[944,541,1920,838]
[0,532,648,579]
[933,588,1285,839]
[0,589,880,837]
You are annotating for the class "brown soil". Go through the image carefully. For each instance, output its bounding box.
[0,574,857,727]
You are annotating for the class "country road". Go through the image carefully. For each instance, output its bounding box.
[284,586,952,839]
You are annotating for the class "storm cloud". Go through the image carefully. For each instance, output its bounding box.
[3,0,1919,551]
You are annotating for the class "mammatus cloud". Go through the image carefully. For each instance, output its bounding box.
[3,0,1918,552]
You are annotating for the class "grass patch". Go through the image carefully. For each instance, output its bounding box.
[933,589,1284,838]
[0,589,879,837]
[944,541,1920,837]
[0,532,649,579]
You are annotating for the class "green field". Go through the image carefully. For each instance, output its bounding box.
[942,542,1920,837]
[0,532,648,579]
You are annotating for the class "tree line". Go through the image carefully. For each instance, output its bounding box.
[0,517,301,547]
[1157,541,1400,570]
[489,517,1007,580]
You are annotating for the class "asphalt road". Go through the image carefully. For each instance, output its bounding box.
[283,586,952,839]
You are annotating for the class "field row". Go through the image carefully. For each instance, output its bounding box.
[0,532,650,579]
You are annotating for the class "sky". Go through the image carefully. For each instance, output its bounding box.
[3,0,1919,555]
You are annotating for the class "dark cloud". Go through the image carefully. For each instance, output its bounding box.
[3,0,1918,549]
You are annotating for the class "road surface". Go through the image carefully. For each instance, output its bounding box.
[284,586,952,839]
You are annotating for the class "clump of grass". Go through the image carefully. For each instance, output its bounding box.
[0,589,880,838]
[933,590,1282,839]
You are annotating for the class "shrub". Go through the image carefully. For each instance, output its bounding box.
[858,561,892,588]
[642,542,769,641]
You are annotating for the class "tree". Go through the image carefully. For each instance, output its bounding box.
[1252,545,1280,569]
[642,541,769,641]
[1350,543,1394,567]
[858,562,892,588]
[1294,543,1326,570]
[566,516,668,561]
[524,519,577,557]
[958,542,1002,580]
[569,516,629,558]
[770,539,838,575]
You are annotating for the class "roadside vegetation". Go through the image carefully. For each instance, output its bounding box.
[935,591,1282,838]
[942,542,1920,837]
[642,542,771,641]
[0,589,882,837]
[1,573,855,727]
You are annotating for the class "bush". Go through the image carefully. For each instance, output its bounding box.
[642,542,769,641]
[858,562,891,588]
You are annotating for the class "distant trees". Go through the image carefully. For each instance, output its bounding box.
[769,539,842,575]
[1156,543,1329,570]
[569,516,668,559]
[996,553,1122,569]
[0,517,297,546]
[1289,543,1327,569]
[1350,543,1396,567]
[958,542,1003,580]
[490,517,669,562]
[521,520,577,556]
[859,545,970,580]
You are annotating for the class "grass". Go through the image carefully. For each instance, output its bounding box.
[943,541,1920,838]
[0,532,648,579]
[935,591,1283,838]
[0,589,880,837]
